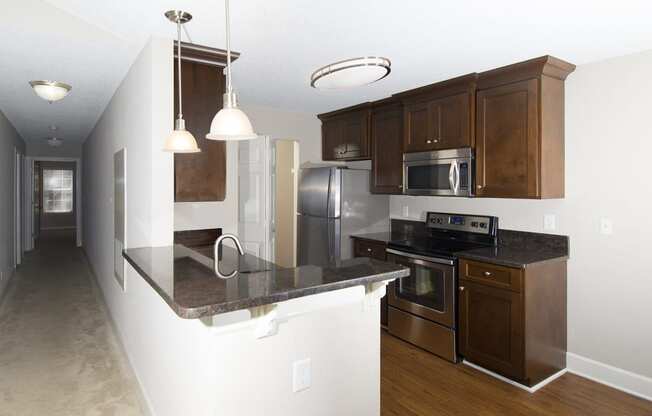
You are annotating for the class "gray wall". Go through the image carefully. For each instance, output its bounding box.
[0,109,26,300]
[27,140,82,158]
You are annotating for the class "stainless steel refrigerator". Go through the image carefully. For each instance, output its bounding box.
[297,167,389,266]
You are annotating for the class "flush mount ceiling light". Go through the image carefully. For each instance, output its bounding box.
[46,137,63,147]
[206,0,257,141]
[29,80,72,103]
[310,57,391,90]
[163,10,201,153]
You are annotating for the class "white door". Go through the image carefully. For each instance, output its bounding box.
[238,136,273,261]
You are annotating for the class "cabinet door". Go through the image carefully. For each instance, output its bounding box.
[434,92,472,150]
[322,118,343,161]
[459,279,525,381]
[342,111,369,159]
[403,102,432,152]
[476,79,539,198]
[371,107,403,194]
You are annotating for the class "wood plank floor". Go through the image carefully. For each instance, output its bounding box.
[381,331,652,416]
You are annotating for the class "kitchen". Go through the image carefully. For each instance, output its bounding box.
[2,1,652,415]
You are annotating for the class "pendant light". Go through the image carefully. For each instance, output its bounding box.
[163,10,201,153]
[206,0,257,141]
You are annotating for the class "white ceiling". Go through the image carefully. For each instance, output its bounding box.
[3,0,652,145]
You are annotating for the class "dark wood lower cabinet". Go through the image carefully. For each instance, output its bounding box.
[458,258,567,387]
[352,237,388,326]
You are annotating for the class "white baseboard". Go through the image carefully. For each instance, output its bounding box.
[567,352,652,402]
[462,360,567,393]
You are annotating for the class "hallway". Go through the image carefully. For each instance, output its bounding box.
[0,231,145,415]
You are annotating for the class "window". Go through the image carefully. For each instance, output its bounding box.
[43,169,73,213]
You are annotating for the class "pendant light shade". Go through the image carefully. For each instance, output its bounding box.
[206,93,257,141]
[163,10,201,153]
[206,0,257,141]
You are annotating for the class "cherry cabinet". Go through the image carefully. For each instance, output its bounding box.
[475,56,575,198]
[400,74,476,153]
[319,105,371,161]
[458,258,567,387]
[370,100,403,194]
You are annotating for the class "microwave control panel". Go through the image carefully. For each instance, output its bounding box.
[426,212,496,235]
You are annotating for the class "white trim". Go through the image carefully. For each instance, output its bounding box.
[462,360,568,393]
[28,157,83,247]
[24,158,34,251]
[567,352,652,402]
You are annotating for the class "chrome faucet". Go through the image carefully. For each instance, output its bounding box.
[213,234,245,279]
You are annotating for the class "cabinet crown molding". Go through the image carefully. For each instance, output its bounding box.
[393,73,478,102]
[174,41,240,68]
[478,55,575,89]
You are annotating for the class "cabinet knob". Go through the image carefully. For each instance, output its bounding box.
[398,185,403,189]
[459,286,465,292]
[477,185,483,189]
[367,248,372,252]
[483,271,492,277]
[434,139,439,143]
[426,139,432,144]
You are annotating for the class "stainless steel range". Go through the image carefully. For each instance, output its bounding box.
[386,212,498,362]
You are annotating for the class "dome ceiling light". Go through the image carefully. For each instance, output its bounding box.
[29,80,72,103]
[310,57,391,90]
[163,10,201,153]
[206,0,257,141]
[46,137,63,147]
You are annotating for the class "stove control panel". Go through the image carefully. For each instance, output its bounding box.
[426,212,496,235]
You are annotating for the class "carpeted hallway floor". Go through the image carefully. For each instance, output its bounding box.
[0,230,145,416]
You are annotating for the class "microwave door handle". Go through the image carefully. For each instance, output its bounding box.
[448,163,456,193]
[453,162,460,194]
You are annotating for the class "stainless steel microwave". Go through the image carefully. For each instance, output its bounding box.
[403,148,473,197]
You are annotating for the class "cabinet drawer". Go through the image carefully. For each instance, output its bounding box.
[459,259,522,292]
[354,239,387,261]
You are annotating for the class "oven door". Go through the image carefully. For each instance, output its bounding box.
[386,250,456,328]
[403,152,472,197]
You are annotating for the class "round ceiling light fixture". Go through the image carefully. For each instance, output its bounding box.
[310,57,391,90]
[29,80,72,103]
[46,137,63,147]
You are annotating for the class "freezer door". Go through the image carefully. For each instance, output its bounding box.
[297,214,341,266]
[297,167,341,218]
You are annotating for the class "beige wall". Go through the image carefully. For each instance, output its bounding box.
[390,49,652,386]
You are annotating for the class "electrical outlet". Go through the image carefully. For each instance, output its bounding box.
[292,358,311,393]
[402,205,409,218]
[543,214,556,231]
[600,218,613,235]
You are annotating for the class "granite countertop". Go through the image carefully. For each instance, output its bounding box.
[350,232,395,244]
[455,229,570,269]
[123,244,409,319]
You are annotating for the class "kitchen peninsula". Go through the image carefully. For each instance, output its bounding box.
[121,242,408,415]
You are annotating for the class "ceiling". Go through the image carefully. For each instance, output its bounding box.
[3,0,652,145]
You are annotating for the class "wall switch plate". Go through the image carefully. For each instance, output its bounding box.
[402,205,409,218]
[543,214,557,231]
[292,358,311,393]
[600,218,613,235]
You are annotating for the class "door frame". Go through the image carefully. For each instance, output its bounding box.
[14,148,23,266]
[24,157,82,248]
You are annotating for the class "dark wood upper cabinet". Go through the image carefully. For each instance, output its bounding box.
[174,43,238,202]
[458,258,567,387]
[398,74,476,153]
[371,100,403,194]
[475,56,575,199]
[319,104,371,161]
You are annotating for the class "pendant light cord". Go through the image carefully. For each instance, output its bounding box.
[177,19,183,120]
[225,0,232,96]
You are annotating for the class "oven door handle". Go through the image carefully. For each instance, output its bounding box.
[386,248,455,266]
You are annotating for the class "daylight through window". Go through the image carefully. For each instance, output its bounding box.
[43,169,73,213]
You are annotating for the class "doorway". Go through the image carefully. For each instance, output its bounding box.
[273,140,299,268]
[24,157,82,250]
